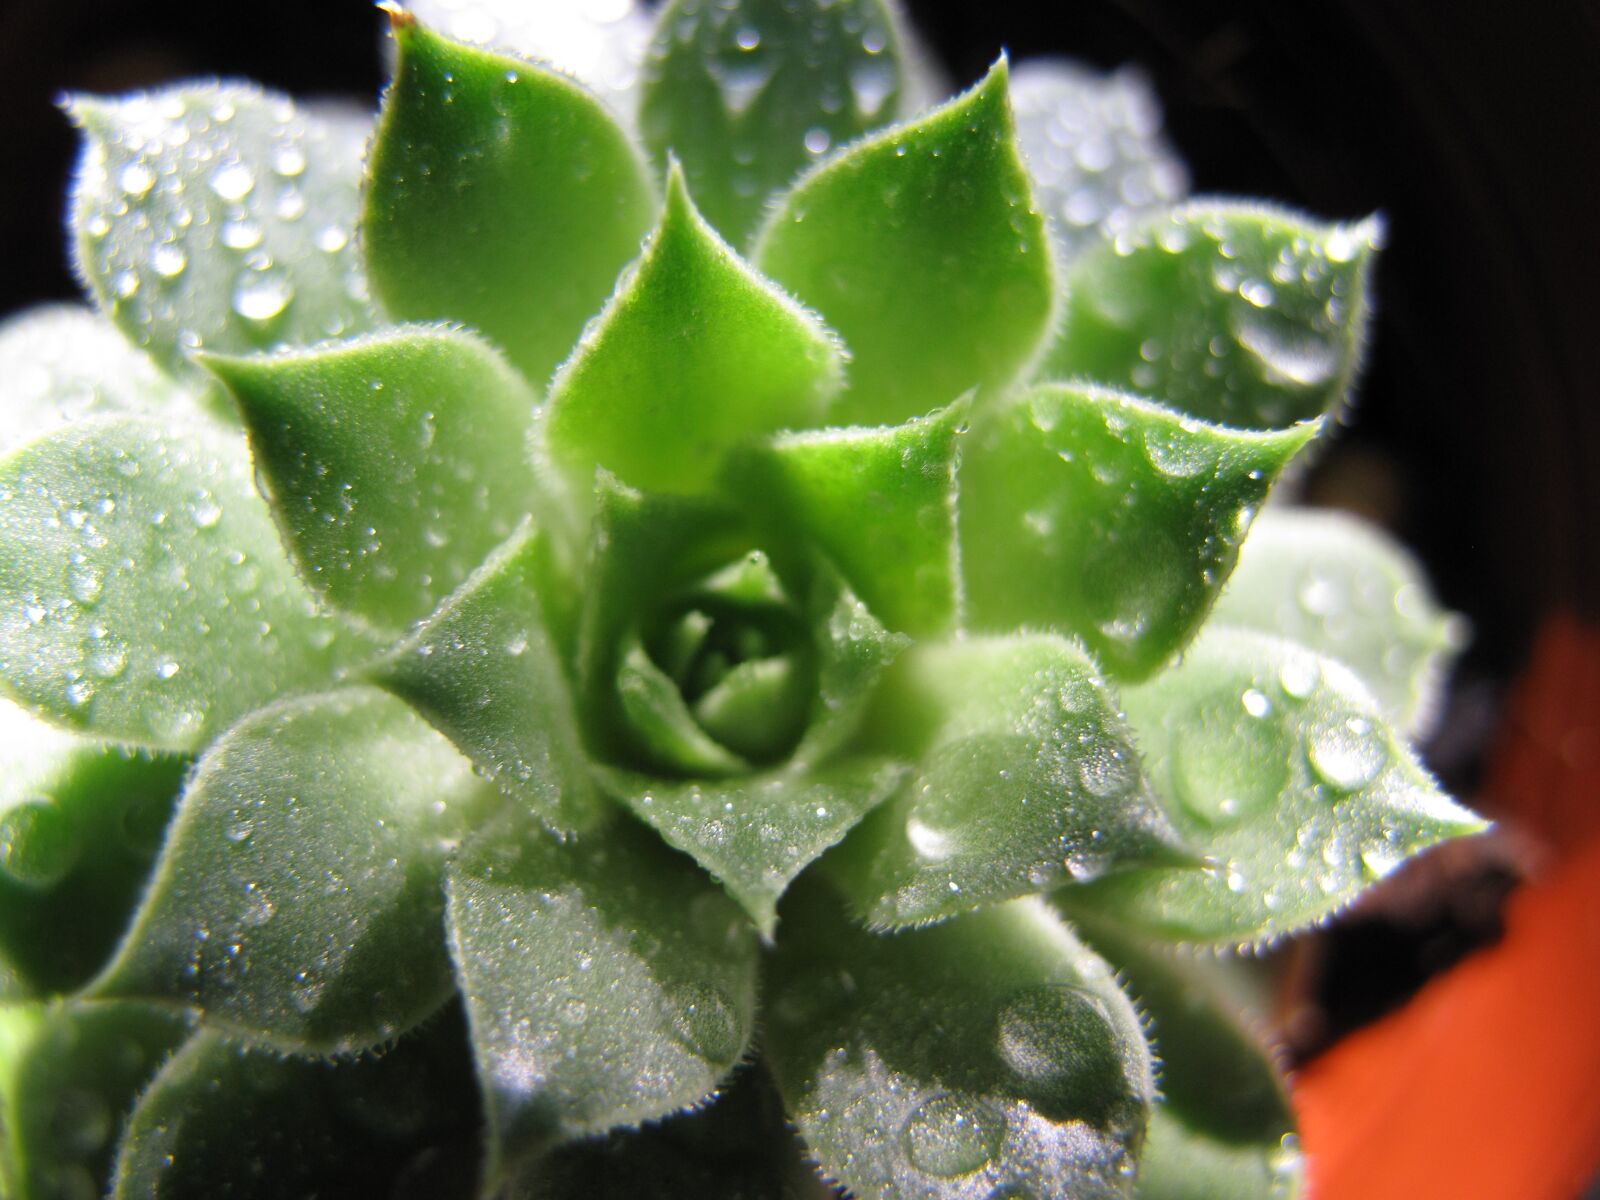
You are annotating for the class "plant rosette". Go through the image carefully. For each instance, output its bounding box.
[0,1,1483,1197]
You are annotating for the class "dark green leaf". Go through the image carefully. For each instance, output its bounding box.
[365,16,655,388]
[834,634,1184,930]
[0,417,370,751]
[445,817,758,1183]
[765,884,1153,1200]
[1039,205,1380,430]
[754,60,1055,425]
[1058,628,1486,945]
[68,83,376,375]
[206,325,540,633]
[90,687,498,1053]
[961,383,1316,679]
[544,165,843,496]
[640,0,907,245]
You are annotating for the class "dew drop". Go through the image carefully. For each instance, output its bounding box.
[900,1094,1005,1178]
[997,985,1120,1106]
[221,218,264,250]
[232,272,294,322]
[150,243,187,279]
[1306,715,1387,791]
[119,161,156,198]
[155,659,181,680]
[803,126,831,155]
[667,982,741,1062]
[209,161,256,202]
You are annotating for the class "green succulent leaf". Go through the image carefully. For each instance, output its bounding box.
[1009,59,1189,263]
[1071,916,1301,1200]
[0,416,370,751]
[726,399,964,638]
[445,817,759,1183]
[1039,204,1380,430]
[1211,508,1465,735]
[0,305,201,456]
[640,0,907,246]
[205,325,540,633]
[1059,627,1485,945]
[68,83,375,376]
[834,633,1184,930]
[766,886,1153,1199]
[545,165,843,497]
[365,16,656,388]
[961,383,1316,680]
[0,701,186,997]
[755,59,1056,425]
[0,1000,188,1200]
[110,1015,483,1200]
[90,686,498,1053]
[370,522,607,836]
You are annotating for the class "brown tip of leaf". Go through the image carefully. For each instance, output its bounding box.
[378,3,416,34]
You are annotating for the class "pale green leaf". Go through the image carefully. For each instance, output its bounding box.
[1058,628,1486,945]
[0,417,370,751]
[369,523,607,835]
[544,165,843,496]
[90,687,498,1053]
[1039,204,1380,430]
[68,83,376,375]
[834,634,1184,930]
[205,325,539,633]
[640,0,907,245]
[0,1000,187,1200]
[961,383,1316,679]
[445,817,758,1184]
[1011,60,1188,265]
[1211,508,1465,735]
[755,60,1055,425]
[765,885,1153,1200]
[365,16,655,388]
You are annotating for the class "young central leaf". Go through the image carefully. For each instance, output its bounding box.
[544,166,843,496]
[364,16,656,390]
[754,59,1055,426]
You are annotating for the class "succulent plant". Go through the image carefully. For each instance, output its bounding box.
[0,1,1485,1197]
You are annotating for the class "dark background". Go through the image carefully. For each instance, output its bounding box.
[1,0,1595,1044]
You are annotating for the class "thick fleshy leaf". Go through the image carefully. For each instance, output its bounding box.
[0,701,186,997]
[834,634,1183,930]
[1058,628,1485,946]
[0,1000,187,1200]
[640,0,907,245]
[1011,60,1188,263]
[0,416,368,751]
[445,817,758,1183]
[1212,508,1465,735]
[206,325,539,633]
[365,16,656,388]
[754,60,1055,425]
[598,756,908,936]
[961,384,1316,679]
[90,687,497,1053]
[0,305,199,456]
[68,83,375,375]
[110,1013,483,1200]
[370,523,607,835]
[765,886,1153,1200]
[727,400,964,637]
[545,166,843,496]
[1039,204,1380,430]
[1072,916,1302,1199]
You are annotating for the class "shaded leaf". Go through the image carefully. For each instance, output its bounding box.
[765,885,1153,1200]
[365,16,655,388]
[91,687,497,1053]
[640,0,907,245]
[206,325,539,633]
[1058,628,1486,945]
[0,417,369,751]
[545,165,843,496]
[445,817,758,1184]
[68,83,375,376]
[755,60,1055,425]
[961,383,1316,679]
[835,634,1183,930]
[1211,507,1465,735]
[1039,204,1380,430]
